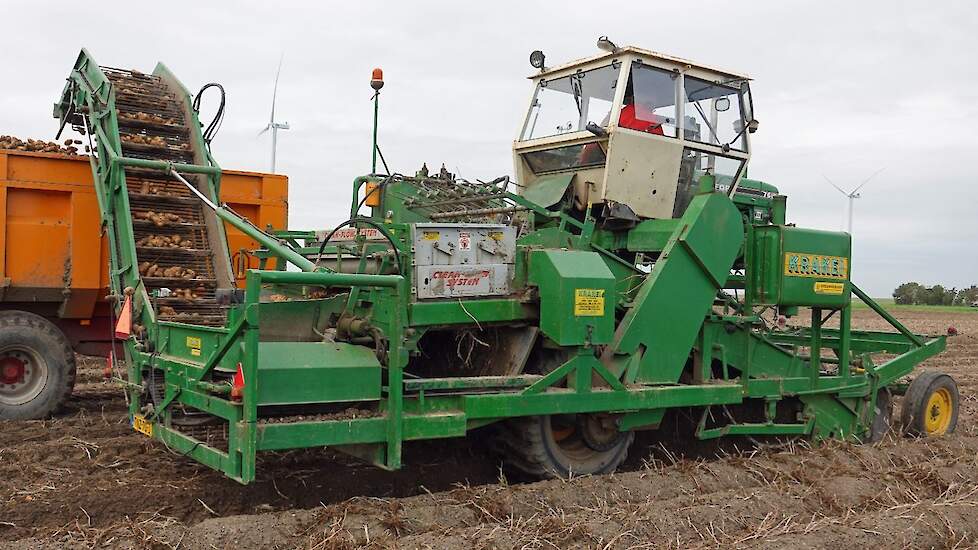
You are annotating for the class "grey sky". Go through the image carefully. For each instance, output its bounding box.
[3,1,975,297]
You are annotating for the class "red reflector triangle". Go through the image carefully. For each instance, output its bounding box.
[114,296,132,339]
[233,363,245,389]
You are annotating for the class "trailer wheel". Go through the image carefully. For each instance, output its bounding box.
[865,389,893,443]
[496,414,633,479]
[901,371,958,437]
[0,311,76,420]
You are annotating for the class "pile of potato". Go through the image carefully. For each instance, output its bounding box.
[157,306,201,319]
[138,262,197,279]
[137,180,178,196]
[170,287,203,301]
[120,111,177,126]
[122,134,168,147]
[134,210,183,227]
[0,135,85,155]
[136,234,194,249]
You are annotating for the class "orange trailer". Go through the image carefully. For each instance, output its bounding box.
[0,150,286,417]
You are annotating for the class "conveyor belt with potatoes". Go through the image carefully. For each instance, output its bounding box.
[105,68,227,326]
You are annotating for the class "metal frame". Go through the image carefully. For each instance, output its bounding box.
[54,48,946,486]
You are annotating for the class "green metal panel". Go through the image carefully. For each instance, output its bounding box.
[522,173,574,208]
[753,226,851,308]
[160,324,226,365]
[528,249,616,345]
[257,418,388,451]
[607,192,744,384]
[408,299,534,327]
[256,342,381,405]
[625,219,680,252]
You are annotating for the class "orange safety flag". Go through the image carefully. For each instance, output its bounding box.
[114,296,132,339]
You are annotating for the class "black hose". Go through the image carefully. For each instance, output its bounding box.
[193,83,226,144]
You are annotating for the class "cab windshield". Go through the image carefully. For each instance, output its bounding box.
[520,64,619,141]
[683,75,748,151]
[629,61,749,151]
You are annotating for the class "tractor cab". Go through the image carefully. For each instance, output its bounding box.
[514,44,756,222]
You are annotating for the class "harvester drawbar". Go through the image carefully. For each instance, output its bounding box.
[54,44,958,484]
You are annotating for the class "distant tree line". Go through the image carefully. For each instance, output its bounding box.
[892,283,978,306]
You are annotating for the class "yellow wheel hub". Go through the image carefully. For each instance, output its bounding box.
[924,388,953,435]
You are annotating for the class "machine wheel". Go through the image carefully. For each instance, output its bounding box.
[0,311,76,420]
[865,389,893,443]
[495,414,634,479]
[901,371,958,437]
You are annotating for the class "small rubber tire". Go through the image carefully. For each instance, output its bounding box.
[864,389,893,443]
[0,311,76,420]
[901,371,958,437]
[496,415,634,479]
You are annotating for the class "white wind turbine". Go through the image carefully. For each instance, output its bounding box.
[822,168,885,234]
[259,56,289,173]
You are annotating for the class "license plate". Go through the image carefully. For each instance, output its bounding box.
[133,415,154,437]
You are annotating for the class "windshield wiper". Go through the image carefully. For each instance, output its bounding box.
[571,76,583,117]
[691,100,722,146]
[723,118,757,152]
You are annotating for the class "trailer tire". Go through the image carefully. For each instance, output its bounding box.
[497,414,633,479]
[901,371,958,437]
[0,311,76,420]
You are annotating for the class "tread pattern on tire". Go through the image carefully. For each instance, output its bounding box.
[491,346,633,479]
[494,416,633,479]
[901,370,958,437]
[0,310,76,420]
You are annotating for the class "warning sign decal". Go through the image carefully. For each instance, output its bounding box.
[574,288,605,316]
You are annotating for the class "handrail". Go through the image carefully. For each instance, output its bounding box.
[851,284,924,347]
[257,270,402,288]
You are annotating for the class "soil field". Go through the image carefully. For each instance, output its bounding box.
[1,308,977,549]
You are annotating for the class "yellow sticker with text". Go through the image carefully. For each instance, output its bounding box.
[422,231,440,241]
[813,281,845,295]
[186,336,202,356]
[574,288,605,316]
[784,253,848,279]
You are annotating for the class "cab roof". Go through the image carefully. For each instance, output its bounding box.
[529,45,750,81]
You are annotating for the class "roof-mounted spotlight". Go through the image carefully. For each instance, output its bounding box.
[597,36,619,53]
[529,50,546,70]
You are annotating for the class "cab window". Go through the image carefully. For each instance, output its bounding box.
[627,63,679,138]
[521,64,619,141]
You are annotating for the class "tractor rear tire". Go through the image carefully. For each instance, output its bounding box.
[901,371,958,437]
[495,414,633,479]
[0,311,76,420]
